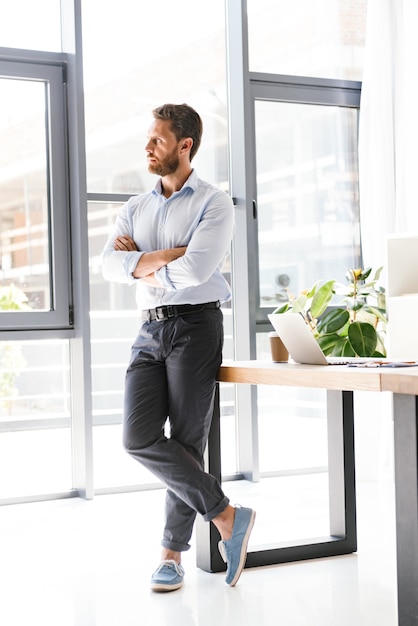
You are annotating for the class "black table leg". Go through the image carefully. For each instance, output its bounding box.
[196,384,225,572]
[196,386,357,572]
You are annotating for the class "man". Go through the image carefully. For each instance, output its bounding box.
[102,103,255,591]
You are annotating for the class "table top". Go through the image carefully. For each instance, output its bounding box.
[218,360,418,395]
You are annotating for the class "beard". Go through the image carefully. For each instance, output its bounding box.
[148,149,180,177]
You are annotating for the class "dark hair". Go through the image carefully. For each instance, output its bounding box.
[152,103,203,161]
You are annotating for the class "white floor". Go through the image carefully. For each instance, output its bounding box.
[0,477,398,626]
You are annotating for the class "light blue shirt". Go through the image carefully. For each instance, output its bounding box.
[102,170,235,310]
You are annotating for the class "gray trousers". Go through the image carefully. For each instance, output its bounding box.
[122,307,229,552]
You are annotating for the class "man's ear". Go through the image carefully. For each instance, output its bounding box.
[180,137,193,154]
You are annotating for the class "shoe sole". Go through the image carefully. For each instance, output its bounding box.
[228,509,256,587]
[150,581,183,592]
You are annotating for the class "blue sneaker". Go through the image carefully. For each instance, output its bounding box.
[150,560,185,592]
[218,505,256,586]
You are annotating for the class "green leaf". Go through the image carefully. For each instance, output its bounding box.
[345,269,356,283]
[317,333,341,355]
[344,297,365,312]
[364,305,387,324]
[273,303,290,314]
[347,322,377,357]
[317,308,350,334]
[358,267,372,281]
[317,334,354,356]
[305,282,318,299]
[332,337,356,357]
[357,286,375,296]
[339,339,356,357]
[292,293,308,314]
[375,334,387,357]
[372,266,383,281]
[310,280,335,319]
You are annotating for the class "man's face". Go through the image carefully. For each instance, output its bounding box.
[145,119,181,176]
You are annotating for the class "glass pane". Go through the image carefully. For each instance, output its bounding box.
[255,100,361,309]
[226,474,331,546]
[0,78,52,311]
[0,1,61,52]
[257,332,328,472]
[249,332,330,545]
[0,339,72,499]
[81,0,228,194]
[89,202,137,312]
[248,0,367,80]
[88,201,138,487]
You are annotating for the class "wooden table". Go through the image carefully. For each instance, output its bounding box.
[196,361,418,626]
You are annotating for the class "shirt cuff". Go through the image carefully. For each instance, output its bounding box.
[123,251,143,280]
[155,266,174,289]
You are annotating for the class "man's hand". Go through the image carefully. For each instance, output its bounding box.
[114,235,138,251]
[133,246,187,279]
[112,234,186,283]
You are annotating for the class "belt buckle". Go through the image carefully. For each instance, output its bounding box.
[155,306,165,321]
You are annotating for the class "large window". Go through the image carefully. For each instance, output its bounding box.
[226,0,366,544]
[0,59,72,330]
[81,0,236,490]
[0,3,89,504]
[0,0,61,52]
[247,0,366,80]
[0,1,367,504]
[81,0,228,195]
[0,338,72,502]
[255,94,361,312]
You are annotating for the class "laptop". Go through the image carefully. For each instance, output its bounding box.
[268,313,379,366]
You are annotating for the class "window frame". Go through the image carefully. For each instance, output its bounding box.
[250,72,362,325]
[225,0,363,481]
[0,52,72,331]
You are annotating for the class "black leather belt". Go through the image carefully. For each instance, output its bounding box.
[142,300,221,322]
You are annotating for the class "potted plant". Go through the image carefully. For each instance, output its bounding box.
[269,267,387,358]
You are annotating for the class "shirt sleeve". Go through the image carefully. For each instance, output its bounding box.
[101,199,144,285]
[155,191,235,291]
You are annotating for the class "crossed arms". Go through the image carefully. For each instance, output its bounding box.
[113,235,186,287]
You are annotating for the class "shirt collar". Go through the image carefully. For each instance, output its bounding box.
[153,169,198,196]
